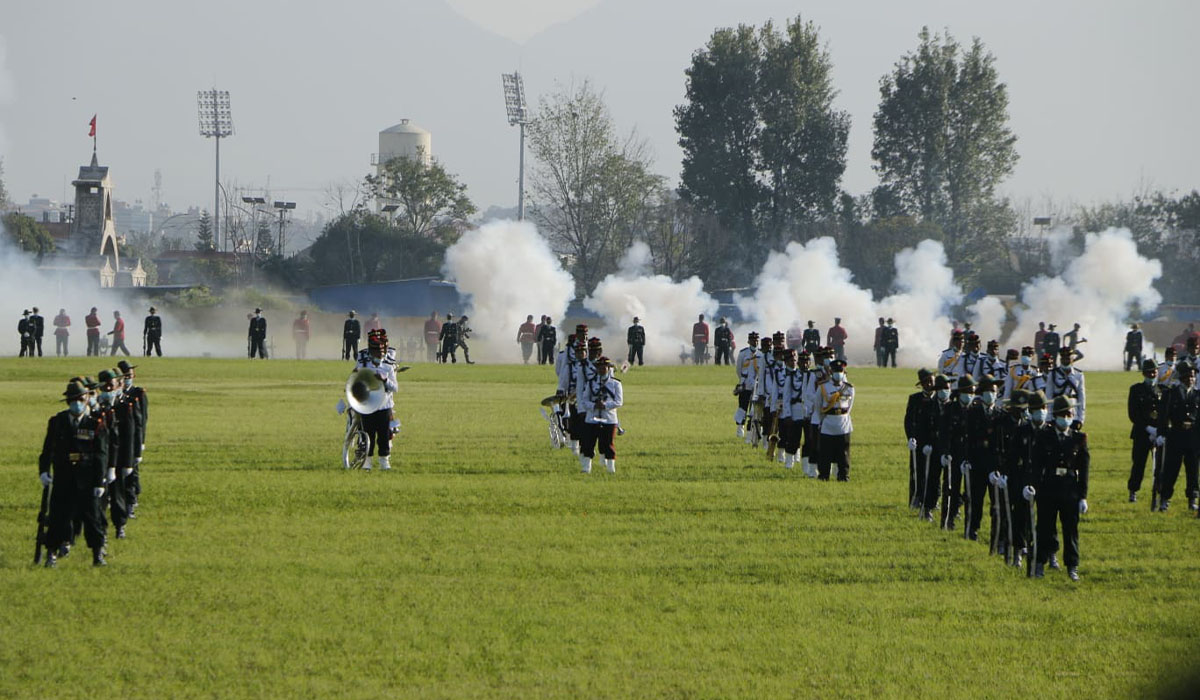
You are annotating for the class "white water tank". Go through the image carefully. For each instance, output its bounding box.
[377,119,431,167]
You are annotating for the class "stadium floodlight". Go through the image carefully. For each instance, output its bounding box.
[501,72,528,221]
[198,89,234,251]
[273,201,296,256]
[242,196,266,205]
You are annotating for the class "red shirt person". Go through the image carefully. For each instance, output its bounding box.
[85,307,102,356]
[827,317,848,363]
[517,315,537,364]
[108,310,130,356]
[292,310,311,359]
[53,308,71,356]
[691,314,710,364]
[423,312,442,362]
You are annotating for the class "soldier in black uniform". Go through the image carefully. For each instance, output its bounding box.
[18,309,33,356]
[438,313,459,363]
[96,369,134,539]
[537,317,557,366]
[143,306,163,356]
[342,311,361,361]
[117,360,147,515]
[991,390,1028,564]
[1154,361,1199,512]
[1124,323,1144,371]
[712,318,733,365]
[39,381,110,567]
[1042,324,1061,358]
[626,317,646,366]
[881,318,899,368]
[1127,359,1161,503]
[904,368,936,510]
[30,307,45,356]
[936,376,974,530]
[1031,395,1089,581]
[801,321,821,355]
[964,375,1001,540]
[248,308,268,359]
[919,374,951,522]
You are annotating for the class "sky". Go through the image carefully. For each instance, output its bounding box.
[0,0,1196,229]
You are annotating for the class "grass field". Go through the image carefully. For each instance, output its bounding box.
[0,357,1197,699]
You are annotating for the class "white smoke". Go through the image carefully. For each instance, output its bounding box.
[1006,228,1161,369]
[442,219,575,362]
[583,241,718,364]
[875,240,962,367]
[966,295,1007,346]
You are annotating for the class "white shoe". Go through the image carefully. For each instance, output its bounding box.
[571,441,580,455]
[580,456,592,474]
[737,425,745,438]
[379,456,391,471]
[363,456,373,471]
[784,454,794,469]
[605,458,616,473]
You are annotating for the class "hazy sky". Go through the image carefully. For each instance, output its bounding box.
[0,0,1196,227]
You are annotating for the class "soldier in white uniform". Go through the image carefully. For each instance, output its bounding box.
[1158,347,1181,389]
[1047,347,1087,429]
[816,359,855,481]
[352,329,399,471]
[1004,346,1039,400]
[936,330,966,382]
[579,356,623,474]
[733,331,761,439]
[765,342,789,461]
[804,347,832,478]
[778,349,805,470]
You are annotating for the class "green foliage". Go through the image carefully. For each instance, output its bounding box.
[231,286,293,312]
[0,361,1194,698]
[307,211,447,285]
[195,210,215,252]
[842,215,944,296]
[163,285,224,309]
[365,154,475,245]
[0,156,9,209]
[1,212,55,258]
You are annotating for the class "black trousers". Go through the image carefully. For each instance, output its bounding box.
[249,336,268,359]
[941,453,964,527]
[145,334,162,356]
[628,344,644,366]
[440,339,457,363]
[361,409,392,457]
[583,422,616,459]
[578,421,600,458]
[110,338,130,356]
[966,454,994,537]
[875,347,884,367]
[540,340,555,365]
[19,338,31,356]
[343,338,359,360]
[1128,432,1153,494]
[107,472,129,528]
[34,337,43,356]
[1160,437,1199,502]
[884,348,897,367]
[817,432,851,480]
[714,344,731,365]
[1124,351,1143,371]
[1037,479,1081,567]
[922,450,944,512]
[87,333,100,356]
[567,407,585,441]
[779,418,800,454]
[47,484,105,551]
[56,335,69,356]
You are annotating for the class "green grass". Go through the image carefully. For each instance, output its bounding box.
[0,358,1196,698]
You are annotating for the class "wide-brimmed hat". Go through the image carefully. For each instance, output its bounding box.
[62,381,88,401]
[117,360,138,375]
[1051,395,1076,414]
[1027,391,1047,410]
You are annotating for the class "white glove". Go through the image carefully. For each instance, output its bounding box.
[1155,435,1166,447]
[1145,426,1157,437]
[940,455,951,468]
[998,475,1008,488]
[907,438,917,451]
[335,399,347,415]
[123,467,133,477]
[106,468,116,484]
[960,461,972,475]
[136,457,143,466]
[93,487,106,498]
[1023,485,1036,502]
[922,444,933,456]
[39,472,53,487]
[988,471,1000,486]
[1079,499,1088,514]
[141,443,146,452]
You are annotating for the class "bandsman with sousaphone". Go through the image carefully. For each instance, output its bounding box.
[578,355,623,474]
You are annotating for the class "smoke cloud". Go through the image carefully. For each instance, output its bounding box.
[875,240,962,367]
[442,219,575,362]
[583,241,718,364]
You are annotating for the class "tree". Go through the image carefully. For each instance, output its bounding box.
[527,79,665,294]
[871,28,1018,256]
[306,211,446,286]
[364,154,475,244]
[255,219,275,260]
[195,210,215,252]
[2,212,55,259]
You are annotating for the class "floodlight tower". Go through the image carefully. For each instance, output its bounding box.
[273,201,296,255]
[501,72,529,221]
[197,89,234,250]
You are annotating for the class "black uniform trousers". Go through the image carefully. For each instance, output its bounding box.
[1128,431,1154,494]
[1036,476,1082,567]
[361,409,392,457]
[1159,433,1199,502]
[1007,476,1032,552]
[817,432,850,481]
[627,344,644,366]
[581,421,616,459]
[87,332,100,356]
[577,420,601,458]
[343,337,359,361]
[941,452,965,528]
[911,445,931,508]
[34,336,43,356]
[801,422,815,461]
[922,449,944,513]
[145,333,162,356]
[540,339,555,365]
[1124,350,1142,371]
[48,485,105,551]
[714,344,731,365]
[779,418,798,454]
[249,336,268,359]
[966,452,996,538]
[106,472,129,529]
[440,338,457,363]
[884,348,897,367]
[567,406,585,441]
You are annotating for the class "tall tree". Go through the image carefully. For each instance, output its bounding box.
[2,212,55,259]
[195,210,215,252]
[527,80,665,294]
[364,154,475,244]
[871,28,1018,255]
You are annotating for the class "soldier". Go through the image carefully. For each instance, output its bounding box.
[292,310,311,359]
[537,316,557,366]
[533,316,548,364]
[248,308,268,359]
[29,307,45,356]
[117,360,147,515]
[626,316,646,367]
[733,331,761,440]
[1030,353,1054,396]
[572,337,604,466]
[53,308,71,356]
[423,311,442,362]
[980,341,1006,382]
[1048,347,1087,429]
[1010,391,1049,567]
[1031,395,1089,581]
[39,381,110,567]
[937,330,966,383]
[517,315,537,364]
[714,318,734,366]
[1063,323,1087,363]
[873,317,887,367]
[691,314,709,365]
[764,339,789,460]
[97,368,136,539]
[827,318,848,364]
[1158,347,1180,389]
[804,347,835,478]
[1124,323,1144,371]
[962,333,984,380]
[555,328,586,454]
[353,329,400,471]
[108,310,131,356]
[437,313,458,363]
[964,375,1002,540]
[816,359,854,481]
[753,335,777,447]
[85,307,102,356]
[802,321,821,355]
[342,310,361,361]
[904,368,937,509]
[579,356,623,474]
[143,306,163,356]
[1033,321,1047,357]
[937,376,975,529]
[795,351,818,476]
[882,318,899,368]
[1042,324,1061,357]
[991,389,1028,563]
[1154,361,1199,512]
[1127,359,1161,503]
[456,315,475,364]
[779,349,807,470]
[18,309,32,356]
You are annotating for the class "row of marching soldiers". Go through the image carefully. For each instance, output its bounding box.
[35,360,149,567]
[548,323,624,474]
[732,330,855,480]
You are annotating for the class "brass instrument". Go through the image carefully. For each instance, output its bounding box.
[345,368,387,414]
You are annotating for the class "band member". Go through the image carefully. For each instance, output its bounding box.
[143,306,163,356]
[714,318,734,365]
[801,321,821,355]
[355,329,399,471]
[980,341,1006,382]
[85,307,102,356]
[816,359,854,481]
[108,310,130,356]
[555,330,585,453]
[423,311,442,362]
[733,331,761,439]
[248,308,268,359]
[53,308,71,356]
[805,347,834,478]
[905,369,936,509]
[1158,347,1180,389]
[1004,346,1038,400]
[764,340,789,460]
[626,316,646,367]
[1127,359,1161,503]
[962,334,983,380]
[1154,361,1199,512]
[795,350,818,476]
[882,318,899,368]
[937,330,965,382]
[572,336,604,465]
[18,309,32,356]
[964,375,1001,540]
[1032,396,1089,581]
[579,356,623,474]
[826,318,848,363]
[292,310,311,359]
[29,307,45,356]
[456,315,474,364]
[39,381,110,567]
[518,315,537,364]
[438,314,459,363]
[754,336,776,446]
[779,349,805,469]
[342,310,361,361]
[537,316,557,366]
[117,360,147,515]
[1048,347,1087,428]
[691,314,709,365]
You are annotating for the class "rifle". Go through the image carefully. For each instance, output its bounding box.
[34,483,50,564]
[1150,441,1163,512]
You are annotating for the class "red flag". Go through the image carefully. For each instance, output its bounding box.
[88,115,96,137]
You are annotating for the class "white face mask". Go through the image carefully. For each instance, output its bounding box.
[936,389,950,401]
[124,377,133,388]
[958,393,973,405]
[981,391,995,405]
[68,401,86,416]
[1021,356,1031,367]
[832,372,844,382]
[1030,409,1046,423]
[1054,416,1070,429]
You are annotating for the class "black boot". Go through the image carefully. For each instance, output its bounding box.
[92,548,107,567]
[44,551,57,568]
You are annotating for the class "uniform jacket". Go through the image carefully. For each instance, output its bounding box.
[966,401,999,466]
[980,354,1006,382]
[826,325,847,347]
[1042,331,1061,356]
[1032,426,1090,499]
[784,326,803,349]
[801,328,821,352]
[626,324,646,346]
[937,347,964,379]
[85,312,102,336]
[1157,383,1199,450]
[735,347,759,393]
[691,322,709,344]
[144,314,162,338]
[937,397,971,460]
[1048,367,1087,424]
[817,378,854,435]
[574,360,599,412]
[715,325,734,348]
[39,409,108,489]
[518,322,537,343]
[1125,330,1143,352]
[343,318,361,341]
[582,372,623,425]
[292,317,310,339]
[438,321,459,344]
[781,368,809,421]
[1127,380,1160,440]
[30,314,44,338]
[248,316,267,339]
[904,391,935,444]
[1004,364,1038,399]
[53,313,71,337]
[17,317,30,337]
[537,324,557,345]
[124,385,148,457]
[882,326,899,350]
[423,318,442,344]
[756,354,776,400]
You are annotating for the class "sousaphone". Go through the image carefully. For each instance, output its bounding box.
[345,368,387,414]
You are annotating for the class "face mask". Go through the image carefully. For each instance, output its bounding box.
[822,359,831,368]
[124,377,133,388]
[1020,356,1031,367]
[606,368,615,378]
[832,372,844,382]
[981,391,995,405]
[1030,409,1046,423]
[1054,416,1070,429]
[1144,376,1156,386]
[88,396,98,409]
[1165,360,1174,366]
[936,389,950,401]
[958,393,972,405]
[68,401,86,416]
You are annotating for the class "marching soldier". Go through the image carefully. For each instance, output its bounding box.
[936,330,965,382]
[1124,323,1144,371]
[342,310,361,360]
[29,307,45,356]
[795,351,818,476]
[779,349,805,470]
[1154,361,1199,512]
[964,375,1001,540]
[85,307,102,356]
[753,335,776,447]
[714,318,734,366]
[117,360,147,515]
[1048,347,1087,429]
[354,329,400,471]
[804,347,834,478]
[572,336,604,467]
[97,369,135,539]
[248,308,268,359]
[1031,395,1089,581]
[626,316,646,367]
[980,343,1010,385]
[733,331,761,440]
[537,316,557,366]
[579,356,623,474]
[438,313,459,363]
[555,328,586,453]
[920,375,951,522]
[517,315,537,364]
[1127,359,1161,503]
[764,340,789,460]
[1030,353,1054,395]
[143,306,163,356]
[1158,347,1180,389]
[991,389,1028,564]
[691,314,709,365]
[904,368,936,508]
[39,381,110,567]
[801,321,821,355]
[937,376,975,530]
[816,359,854,481]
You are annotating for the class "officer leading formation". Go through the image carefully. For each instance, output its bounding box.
[36,360,151,568]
